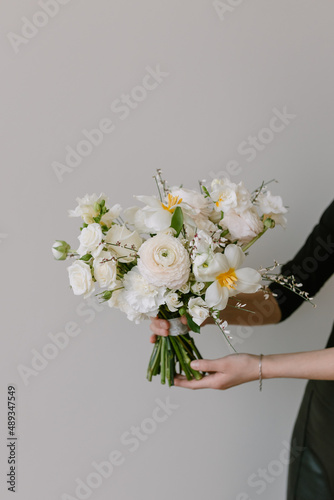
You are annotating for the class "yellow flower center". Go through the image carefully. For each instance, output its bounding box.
[216,268,237,290]
[161,193,182,213]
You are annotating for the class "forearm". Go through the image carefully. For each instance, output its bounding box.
[203,290,282,326]
[263,348,334,381]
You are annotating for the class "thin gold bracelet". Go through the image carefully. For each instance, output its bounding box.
[259,354,263,392]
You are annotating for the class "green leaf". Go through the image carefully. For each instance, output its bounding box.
[93,216,101,223]
[202,186,210,198]
[80,254,92,261]
[170,206,183,237]
[220,211,224,220]
[185,312,201,334]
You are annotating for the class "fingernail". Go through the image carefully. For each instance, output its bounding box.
[190,361,199,370]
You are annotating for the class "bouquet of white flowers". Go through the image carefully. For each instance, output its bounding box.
[53,171,312,386]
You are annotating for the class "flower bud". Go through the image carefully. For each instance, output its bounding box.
[52,240,71,260]
[263,217,275,229]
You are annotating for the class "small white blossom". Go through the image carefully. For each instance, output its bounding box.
[165,292,183,312]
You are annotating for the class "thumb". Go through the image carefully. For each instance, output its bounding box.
[190,358,222,373]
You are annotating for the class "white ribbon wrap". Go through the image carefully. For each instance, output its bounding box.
[168,317,189,336]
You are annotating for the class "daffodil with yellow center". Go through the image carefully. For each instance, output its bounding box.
[161,193,182,213]
[193,244,261,310]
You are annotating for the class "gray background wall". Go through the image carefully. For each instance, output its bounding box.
[1,1,334,499]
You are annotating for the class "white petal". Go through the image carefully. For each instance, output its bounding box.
[224,244,245,270]
[234,268,261,293]
[135,195,162,208]
[205,282,229,310]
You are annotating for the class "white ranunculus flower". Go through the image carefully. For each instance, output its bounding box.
[157,227,177,237]
[188,297,210,326]
[122,267,166,316]
[67,260,95,298]
[93,251,117,289]
[69,193,107,223]
[165,292,183,312]
[138,234,191,289]
[220,207,264,244]
[211,179,252,214]
[194,244,261,310]
[105,225,142,263]
[77,223,103,257]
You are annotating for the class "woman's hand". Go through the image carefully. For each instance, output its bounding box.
[149,315,189,343]
[173,348,334,389]
[174,353,259,390]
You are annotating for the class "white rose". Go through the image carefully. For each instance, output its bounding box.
[105,225,142,263]
[67,260,95,298]
[188,297,210,326]
[93,251,117,289]
[52,240,70,260]
[191,282,205,294]
[220,207,263,244]
[138,234,191,289]
[165,292,183,312]
[178,282,190,294]
[77,223,103,257]
[69,193,107,223]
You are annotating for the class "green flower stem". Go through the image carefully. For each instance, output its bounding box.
[166,337,174,387]
[147,338,162,381]
[160,337,167,385]
[178,339,203,381]
[213,316,237,353]
[177,335,195,360]
[181,333,203,361]
[169,337,192,380]
[242,226,269,252]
